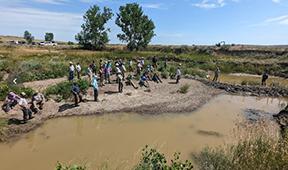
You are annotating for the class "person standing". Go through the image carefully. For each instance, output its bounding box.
[71,82,83,106]
[69,62,75,81]
[116,64,124,93]
[90,61,97,74]
[76,63,82,80]
[213,66,220,82]
[262,70,269,86]
[164,56,168,69]
[152,56,157,69]
[19,92,33,122]
[128,59,133,72]
[87,66,93,82]
[176,65,182,84]
[91,74,99,102]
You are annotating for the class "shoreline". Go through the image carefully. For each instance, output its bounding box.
[0,78,221,143]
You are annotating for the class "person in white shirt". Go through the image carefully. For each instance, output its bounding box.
[76,63,82,80]
[176,65,182,84]
[69,62,75,81]
[19,92,33,122]
[30,92,45,114]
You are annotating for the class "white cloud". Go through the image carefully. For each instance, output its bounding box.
[0,7,83,41]
[141,3,164,9]
[265,15,288,25]
[192,0,239,9]
[272,0,281,3]
[33,0,69,5]
[192,0,226,9]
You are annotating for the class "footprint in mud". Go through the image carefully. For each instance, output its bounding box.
[197,130,223,138]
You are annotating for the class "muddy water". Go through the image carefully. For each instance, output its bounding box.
[219,73,288,87]
[0,95,286,170]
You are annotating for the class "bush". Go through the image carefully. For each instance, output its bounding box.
[178,84,190,94]
[161,70,169,79]
[45,80,89,101]
[135,145,193,170]
[0,82,35,101]
[56,162,86,170]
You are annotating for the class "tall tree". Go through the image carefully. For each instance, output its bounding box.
[45,32,54,41]
[116,3,155,51]
[24,30,34,44]
[75,5,113,50]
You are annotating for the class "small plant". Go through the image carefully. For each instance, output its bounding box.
[45,79,89,101]
[135,145,193,170]
[178,84,190,94]
[56,162,86,170]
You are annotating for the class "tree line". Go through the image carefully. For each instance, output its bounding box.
[76,3,155,51]
[23,3,155,51]
[24,31,54,43]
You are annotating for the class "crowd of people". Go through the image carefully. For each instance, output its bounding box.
[1,56,271,123]
[1,57,182,123]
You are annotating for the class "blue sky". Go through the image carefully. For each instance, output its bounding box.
[0,0,288,45]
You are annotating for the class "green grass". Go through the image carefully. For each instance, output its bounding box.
[0,46,287,84]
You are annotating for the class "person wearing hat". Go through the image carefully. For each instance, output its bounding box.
[176,64,182,84]
[19,92,33,122]
[69,62,75,81]
[91,74,99,102]
[2,92,20,113]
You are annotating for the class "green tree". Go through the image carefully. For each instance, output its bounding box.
[24,30,34,44]
[75,5,113,50]
[45,32,54,41]
[116,3,155,51]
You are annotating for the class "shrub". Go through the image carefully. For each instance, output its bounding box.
[56,162,86,170]
[0,82,35,101]
[178,84,190,94]
[45,79,89,101]
[135,145,193,170]
[161,70,169,79]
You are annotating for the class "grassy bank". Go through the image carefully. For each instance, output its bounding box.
[0,46,287,84]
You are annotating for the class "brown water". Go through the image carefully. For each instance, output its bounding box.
[0,95,286,170]
[219,73,288,87]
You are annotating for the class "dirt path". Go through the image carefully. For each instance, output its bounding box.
[23,77,67,92]
[0,78,221,142]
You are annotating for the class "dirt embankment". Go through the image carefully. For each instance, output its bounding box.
[189,76,288,97]
[0,78,221,142]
